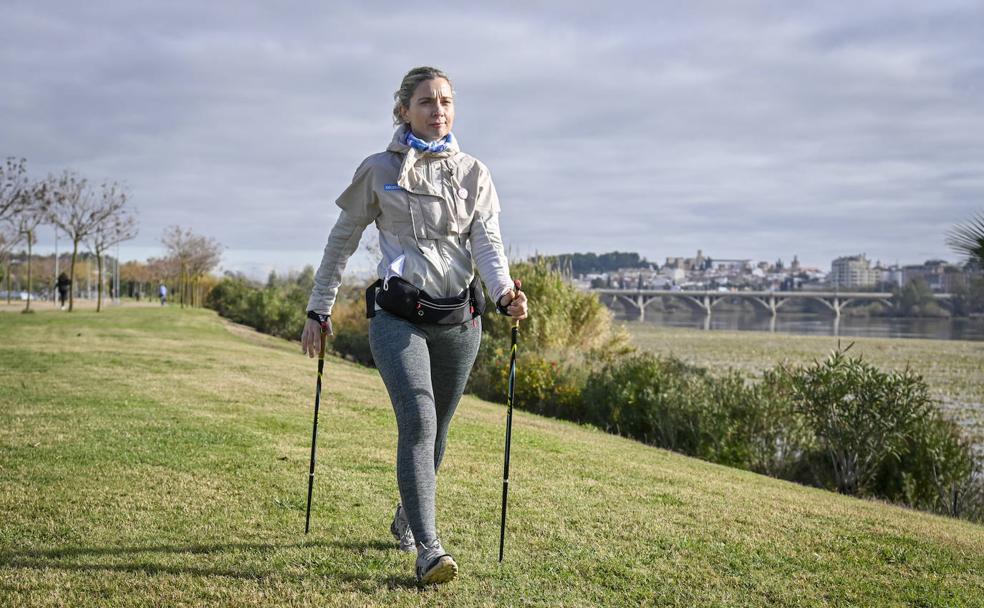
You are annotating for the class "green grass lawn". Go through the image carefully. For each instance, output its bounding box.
[2,308,983,607]
[622,321,984,447]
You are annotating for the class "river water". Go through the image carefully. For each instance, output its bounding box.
[612,310,984,342]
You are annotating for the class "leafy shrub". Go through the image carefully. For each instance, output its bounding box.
[874,412,981,519]
[206,269,311,342]
[329,284,373,365]
[468,341,584,419]
[468,257,631,421]
[700,369,813,473]
[206,274,254,322]
[786,348,938,496]
[582,352,708,452]
[479,258,630,357]
[745,367,818,481]
[580,354,813,476]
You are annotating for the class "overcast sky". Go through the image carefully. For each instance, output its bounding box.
[3,1,983,278]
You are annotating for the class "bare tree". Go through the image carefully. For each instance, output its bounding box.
[86,197,138,312]
[46,172,128,311]
[186,235,223,306]
[161,226,192,308]
[12,181,51,312]
[0,157,30,223]
[162,226,223,307]
[0,221,22,304]
[146,256,178,298]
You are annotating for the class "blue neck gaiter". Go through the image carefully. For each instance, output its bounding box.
[404,130,455,154]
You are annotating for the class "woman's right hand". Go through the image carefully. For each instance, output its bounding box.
[301,317,333,358]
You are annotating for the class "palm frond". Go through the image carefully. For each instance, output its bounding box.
[945,212,984,266]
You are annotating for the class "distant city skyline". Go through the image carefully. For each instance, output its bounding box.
[17,228,969,284]
[3,2,982,280]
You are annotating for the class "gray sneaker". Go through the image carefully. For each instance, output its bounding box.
[390,503,415,552]
[415,538,457,585]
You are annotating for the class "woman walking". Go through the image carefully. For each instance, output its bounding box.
[301,66,528,585]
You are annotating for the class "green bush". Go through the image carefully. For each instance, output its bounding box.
[206,275,254,322]
[478,258,630,357]
[745,367,818,481]
[579,354,814,477]
[206,269,311,342]
[582,352,706,452]
[786,348,938,496]
[467,340,585,419]
[328,284,373,365]
[468,257,631,422]
[874,412,981,519]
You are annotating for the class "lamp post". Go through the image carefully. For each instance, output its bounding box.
[21,227,34,312]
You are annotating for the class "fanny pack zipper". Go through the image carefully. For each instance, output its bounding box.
[417,299,469,311]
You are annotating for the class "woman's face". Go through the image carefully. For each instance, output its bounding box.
[401,78,455,141]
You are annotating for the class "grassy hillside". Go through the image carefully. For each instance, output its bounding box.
[1,308,983,607]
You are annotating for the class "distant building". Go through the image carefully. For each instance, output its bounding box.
[664,250,712,272]
[660,267,686,284]
[712,259,752,272]
[829,254,879,289]
[902,260,962,292]
[873,263,903,290]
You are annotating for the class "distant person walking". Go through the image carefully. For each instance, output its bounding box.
[56,273,71,310]
[158,282,167,306]
[301,67,527,585]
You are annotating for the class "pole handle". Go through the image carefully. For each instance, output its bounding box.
[511,279,522,329]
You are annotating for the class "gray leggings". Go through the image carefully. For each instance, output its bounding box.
[369,310,482,545]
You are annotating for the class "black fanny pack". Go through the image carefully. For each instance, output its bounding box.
[366,275,486,325]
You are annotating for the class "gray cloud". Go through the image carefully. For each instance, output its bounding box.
[2,1,982,277]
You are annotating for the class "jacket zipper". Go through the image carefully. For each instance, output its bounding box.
[436,239,451,296]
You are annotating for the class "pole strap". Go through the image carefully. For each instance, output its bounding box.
[307,310,330,330]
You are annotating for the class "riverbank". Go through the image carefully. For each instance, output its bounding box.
[622,321,984,446]
[609,309,984,341]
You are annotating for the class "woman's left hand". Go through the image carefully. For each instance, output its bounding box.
[498,289,528,320]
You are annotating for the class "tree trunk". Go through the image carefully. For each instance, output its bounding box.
[96,251,103,312]
[68,239,79,312]
[24,230,33,313]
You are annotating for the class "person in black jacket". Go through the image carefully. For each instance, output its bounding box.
[56,273,70,310]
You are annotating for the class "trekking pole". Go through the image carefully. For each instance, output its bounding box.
[305,314,330,534]
[499,280,521,562]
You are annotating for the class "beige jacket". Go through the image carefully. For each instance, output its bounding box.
[307,126,513,315]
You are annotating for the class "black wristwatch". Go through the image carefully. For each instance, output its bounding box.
[495,296,510,316]
[307,310,330,325]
